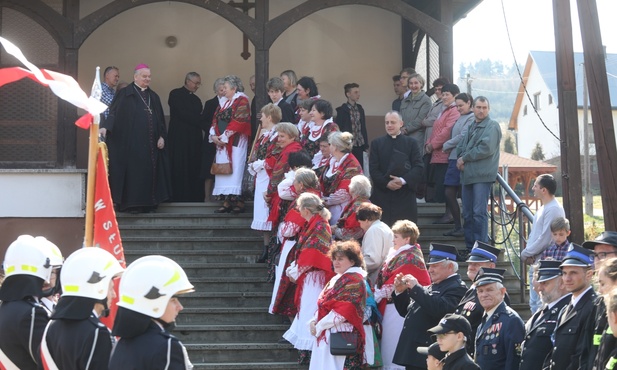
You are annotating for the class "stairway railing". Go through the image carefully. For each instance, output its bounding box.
[490,166,534,303]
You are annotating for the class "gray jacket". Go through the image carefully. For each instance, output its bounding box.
[456,115,502,185]
[400,91,431,145]
[443,112,474,160]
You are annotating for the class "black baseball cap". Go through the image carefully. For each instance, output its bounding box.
[417,342,448,361]
[428,313,473,338]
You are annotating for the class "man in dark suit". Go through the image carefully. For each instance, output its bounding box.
[544,244,596,370]
[335,82,368,169]
[474,268,525,370]
[392,244,467,370]
[200,77,225,202]
[369,111,424,226]
[519,260,570,370]
[455,241,504,355]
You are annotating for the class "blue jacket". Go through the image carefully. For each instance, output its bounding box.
[475,301,525,370]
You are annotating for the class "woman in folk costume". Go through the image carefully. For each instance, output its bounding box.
[321,131,363,226]
[301,99,339,158]
[295,76,321,128]
[308,240,367,370]
[373,220,430,370]
[249,103,281,263]
[283,193,336,364]
[332,174,371,241]
[209,74,251,214]
[269,168,320,319]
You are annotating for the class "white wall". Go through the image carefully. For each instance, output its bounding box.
[0,171,85,217]
[77,2,402,116]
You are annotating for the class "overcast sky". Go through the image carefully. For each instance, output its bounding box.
[453,0,617,71]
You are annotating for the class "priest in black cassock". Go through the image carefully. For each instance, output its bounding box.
[369,111,423,226]
[100,63,171,213]
[168,72,204,202]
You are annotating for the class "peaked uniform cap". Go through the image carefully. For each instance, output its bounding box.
[467,241,501,263]
[428,243,458,265]
[474,267,506,287]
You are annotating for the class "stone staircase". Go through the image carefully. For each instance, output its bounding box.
[117,202,529,369]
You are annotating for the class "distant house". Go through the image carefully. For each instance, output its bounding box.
[508,50,617,159]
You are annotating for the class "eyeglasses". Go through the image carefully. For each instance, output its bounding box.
[189,80,201,86]
[594,251,617,260]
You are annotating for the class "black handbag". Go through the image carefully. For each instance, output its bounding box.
[329,331,358,356]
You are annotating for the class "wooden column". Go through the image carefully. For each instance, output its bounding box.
[577,0,617,230]
[552,0,584,241]
[439,0,454,83]
[253,0,269,113]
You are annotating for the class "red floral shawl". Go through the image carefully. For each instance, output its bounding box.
[375,244,430,316]
[266,141,303,223]
[211,95,251,166]
[294,214,335,308]
[320,153,363,197]
[317,269,367,355]
[336,196,369,240]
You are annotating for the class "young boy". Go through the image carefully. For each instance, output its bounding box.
[417,342,447,370]
[540,217,571,261]
[428,313,480,369]
[266,77,295,123]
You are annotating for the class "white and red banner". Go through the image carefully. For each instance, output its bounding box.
[93,146,126,328]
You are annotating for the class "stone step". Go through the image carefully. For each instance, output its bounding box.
[175,324,288,343]
[180,292,272,308]
[119,225,260,238]
[192,362,305,370]
[176,277,272,292]
[185,343,296,363]
[121,237,263,250]
[165,263,269,279]
[124,249,264,264]
[178,308,281,325]
[117,213,253,227]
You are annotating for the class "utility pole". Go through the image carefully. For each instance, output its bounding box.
[552,0,584,241]
[577,0,617,230]
[581,63,593,217]
[465,73,473,96]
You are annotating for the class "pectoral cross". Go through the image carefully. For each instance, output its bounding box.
[228,0,255,60]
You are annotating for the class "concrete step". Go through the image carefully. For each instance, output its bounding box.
[119,225,260,238]
[121,237,263,250]
[175,324,288,343]
[117,213,253,227]
[180,292,272,308]
[177,277,272,292]
[160,263,269,279]
[178,308,281,325]
[124,249,264,264]
[185,343,296,363]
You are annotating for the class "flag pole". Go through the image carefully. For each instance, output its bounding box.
[84,66,102,248]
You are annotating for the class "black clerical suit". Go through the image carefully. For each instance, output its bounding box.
[369,133,423,226]
[276,99,295,124]
[200,95,220,181]
[168,86,204,202]
[102,82,171,211]
[519,294,570,370]
[109,321,191,370]
[544,287,597,370]
[0,299,49,370]
[392,274,467,368]
[475,301,525,370]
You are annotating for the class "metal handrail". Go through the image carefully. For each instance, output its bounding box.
[490,169,534,303]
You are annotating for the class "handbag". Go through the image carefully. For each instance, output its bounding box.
[329,331,359,356]
[210,162,232,175]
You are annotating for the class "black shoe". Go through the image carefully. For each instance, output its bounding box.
[433,216,454,224]
[443,227,464,237]
[256,246,268,263]
[457,249,471,262]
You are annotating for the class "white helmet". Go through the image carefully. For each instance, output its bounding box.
[117,255,194,318]
[60,247,124,300]
[3,235,63,283]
